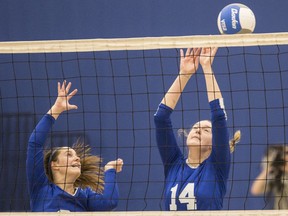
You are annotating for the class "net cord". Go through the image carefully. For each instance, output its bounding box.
[0,32,288,53]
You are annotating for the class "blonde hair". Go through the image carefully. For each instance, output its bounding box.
[178,127,241,153]
[229,130,241,153]
[44,138,104,193]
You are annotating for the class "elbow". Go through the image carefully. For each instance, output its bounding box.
[154,114,160,124]
[100,197,118,211]
[250,185,264,196]
[109,199,118,210]
[105,190,119,210]
[154,113,163,126]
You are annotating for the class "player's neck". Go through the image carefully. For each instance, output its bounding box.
[186,158,200,168]
[56,182,76,195]
[53,175,77,195]
[187,151,210,167]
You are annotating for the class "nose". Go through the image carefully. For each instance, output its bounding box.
[75,155,80,162]
[195,127,201,134]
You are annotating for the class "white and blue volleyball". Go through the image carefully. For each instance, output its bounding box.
[217,3,256,34]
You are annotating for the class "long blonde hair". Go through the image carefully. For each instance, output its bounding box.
[44,138,104,193]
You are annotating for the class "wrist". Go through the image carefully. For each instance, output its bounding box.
[179,72,192,80]
[47,105,64,119]
[202,64,213,71]
[104,165,114,171]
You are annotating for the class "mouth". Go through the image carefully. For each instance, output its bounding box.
[71,164,81,168]
[191,136,200,140]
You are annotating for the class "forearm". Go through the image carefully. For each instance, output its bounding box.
[203,65,222,102]
[251,171,269,195]
[161,74,190,109]
[101,170,119,209]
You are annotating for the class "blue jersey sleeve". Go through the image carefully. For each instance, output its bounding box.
[26,114,55,196]
[87,169,119,211]
[154,103,183,176]
[209,98,230,180]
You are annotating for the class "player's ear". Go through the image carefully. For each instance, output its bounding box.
[51,161,60,171]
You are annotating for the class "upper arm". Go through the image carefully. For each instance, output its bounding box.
[209,99,230,179]
[26,115,54,193]
[154,104,183,174]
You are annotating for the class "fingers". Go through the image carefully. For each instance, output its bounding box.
[201,47,218,56]
[194,48,201,57]
[208,47,218,57]
[58,80,77,97]
[61,80,67,92]
[116,158,124,172]
[116,158,124,166]
[67,89,78,101]
[57,82,61,93]
[184,48,200,57]
[180,49,184,59]
[69,104,78,110]
[185,48,192,57]
[65,81,72,94]
[212,47,218,54]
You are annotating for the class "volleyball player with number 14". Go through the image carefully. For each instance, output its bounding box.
[154,47,241,210]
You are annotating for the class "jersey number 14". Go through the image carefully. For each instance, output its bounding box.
[169,183,197,210]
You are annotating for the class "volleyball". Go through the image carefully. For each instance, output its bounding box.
[217,3,256,34]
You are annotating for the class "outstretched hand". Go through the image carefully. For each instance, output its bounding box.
[179,48,201,77]
[48,80,78,119]
[200,47,218,69]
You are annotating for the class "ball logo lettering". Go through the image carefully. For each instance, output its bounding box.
[231,8,239,30]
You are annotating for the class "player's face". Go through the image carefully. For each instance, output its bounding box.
[52,147,81,180]
[187,120,212,150]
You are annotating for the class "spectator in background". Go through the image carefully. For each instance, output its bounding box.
[251,145,288,209]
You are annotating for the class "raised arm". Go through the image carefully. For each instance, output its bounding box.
[200,48,231,179]
[86,159,123,211]
[200,47,222,102]
[154,48,200,168]
[161,48,201,109]
[251,152,277,195]
[27,81,78,194]
[251,170,270,195]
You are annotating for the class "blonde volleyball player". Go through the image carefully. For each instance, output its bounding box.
[154,47,240,210]
[26,81,123,212]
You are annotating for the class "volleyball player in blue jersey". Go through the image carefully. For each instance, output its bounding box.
[154,47,240,210]
[26,81,123,212]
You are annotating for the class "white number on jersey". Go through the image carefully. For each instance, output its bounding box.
[169,183,197,210]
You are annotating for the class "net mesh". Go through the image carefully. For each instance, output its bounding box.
[0,33,288,213]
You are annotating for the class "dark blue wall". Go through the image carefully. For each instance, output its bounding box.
[1,0,288,212]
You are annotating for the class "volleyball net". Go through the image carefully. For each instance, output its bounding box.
[0,33,288,214]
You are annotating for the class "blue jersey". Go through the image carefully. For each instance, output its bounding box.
[26,114,119,212]
[154,99,230,210]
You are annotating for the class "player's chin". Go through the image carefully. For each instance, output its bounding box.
[187,141,201,147]
[69,168,81,177]
[74,171,81,179]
